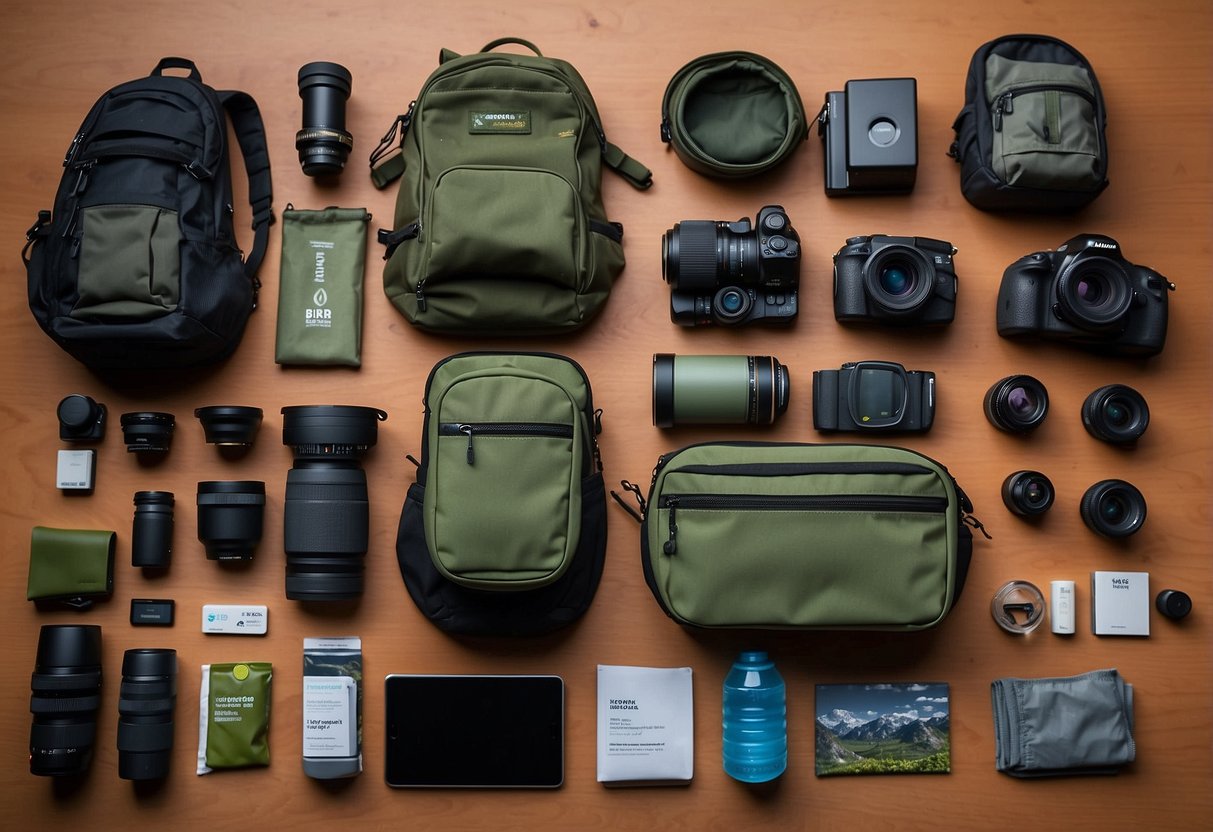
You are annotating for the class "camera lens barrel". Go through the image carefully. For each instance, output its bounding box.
[29,624,103,777]
[1080,479,1147,538]
[1001,471,1055,517]
[1082,384,1150,445]
[120,411,175,453]
[117,648,177,781]
[132,491,174,569]
[984,375,1049,434]
[862,246,934,316]
[296,62,353,177]
[662,221,719,293]
[196,481,266,561]
[653,354,789,427]
[1056,257,1134,332]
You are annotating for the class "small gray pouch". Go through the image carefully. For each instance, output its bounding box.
[991,668,1135,777]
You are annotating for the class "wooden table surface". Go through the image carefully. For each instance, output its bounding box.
[1,1,1209,829]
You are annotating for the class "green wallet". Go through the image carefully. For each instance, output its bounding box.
[27,526,115,609]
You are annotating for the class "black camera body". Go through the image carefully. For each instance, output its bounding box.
[997,234,1174,357]
[812,360,935,433]
[819,78,918,196]
[663,205,800,327]
[833,234,957,326]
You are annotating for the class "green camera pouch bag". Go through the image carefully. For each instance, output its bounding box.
[630,443,979,630]
[661,51,808,178]
[27,526,116,609]
[198,662,272,772]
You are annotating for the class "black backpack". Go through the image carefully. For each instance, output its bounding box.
[24,58,273,370]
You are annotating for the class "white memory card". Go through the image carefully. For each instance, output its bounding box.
[201,604,268,635]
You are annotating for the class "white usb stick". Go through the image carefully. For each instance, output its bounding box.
[1051,581,1075,635]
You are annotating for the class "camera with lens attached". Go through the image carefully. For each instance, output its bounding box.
[812,360,935,433]
[997,234,1175,357]
[662,205,800,327]
[833,235,957,326]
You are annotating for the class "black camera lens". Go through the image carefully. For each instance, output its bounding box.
[1056,258,1133,332]
[1082,384,1149,445]
[653,354,789,427]
[196,481,266,561]
[281,405,387,600]
[121,412,175,453]
[984,375,1049,434]
[662,220,732,293]
[195,406,264,447]
[1080,479,1147,538]
[132,491,174,569]
[30,624,103,777]
[1001,471,1055,517]
[58,394,106,442]
[297,62,353,177]
[863,246,934,316]
[712,286,753,324]
[117,648,177,781]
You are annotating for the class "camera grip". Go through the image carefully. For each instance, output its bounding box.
[812,370,839,431]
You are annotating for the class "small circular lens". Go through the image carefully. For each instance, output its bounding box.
[1002,471,1055,517]
[862,246,934,316]
[1056,257,1133,331]
[879,264,913,296]
[712,286,752,324]
[1082,384,1149,445]
[120,412,175,454]
[984,375,1049,434]
[1080,479,1147,538]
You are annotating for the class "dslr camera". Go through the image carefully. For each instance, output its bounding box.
[997,234,1174,357]
[833,234,957,325]
[662,205,800,327]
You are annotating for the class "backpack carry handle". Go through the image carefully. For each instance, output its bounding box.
[151,57,202,81]
[480,38,543,57]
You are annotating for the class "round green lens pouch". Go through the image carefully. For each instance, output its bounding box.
[661,51,808,178]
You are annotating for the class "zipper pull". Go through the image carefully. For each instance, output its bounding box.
[368,102,416,169]
[63,131,85,167]
[659,116,672,144]
[416,278,427,313]
[963,513,992,540]
[663,497,679,555]
[377,222,420,260]
[993,93,1013,131]
[609,480,646,523]
[459,424,474,465]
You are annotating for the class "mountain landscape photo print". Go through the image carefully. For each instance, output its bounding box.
[815,682,950,776]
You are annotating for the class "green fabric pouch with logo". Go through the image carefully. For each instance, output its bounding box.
[275,206,369,367]
[197,662,273,773]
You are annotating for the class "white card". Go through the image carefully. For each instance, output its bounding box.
[597,665,693,785]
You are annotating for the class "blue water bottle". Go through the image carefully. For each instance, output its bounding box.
[722,651,787,783]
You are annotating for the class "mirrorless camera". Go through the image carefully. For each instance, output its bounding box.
[996,234,1174,357]
[662,205,800,326]
[833,234,957,325]
[812,360,935,433]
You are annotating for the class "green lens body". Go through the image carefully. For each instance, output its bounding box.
[653,354,788,427]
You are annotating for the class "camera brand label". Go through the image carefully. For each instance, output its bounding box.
[1090,241,1118,250]
[202,604,269,635]
[468,110,532,134]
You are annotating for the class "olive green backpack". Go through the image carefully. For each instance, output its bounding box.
[370,38,652,335]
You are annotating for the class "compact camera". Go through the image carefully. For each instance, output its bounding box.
[833,234,957,325]
[996,234,1174,357]
[662,205,800,327]
[812,360,935,433]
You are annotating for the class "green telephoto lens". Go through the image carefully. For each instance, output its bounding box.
[653,354,789,427]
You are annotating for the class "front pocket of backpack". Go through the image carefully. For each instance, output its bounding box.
[72,204,181,320]
[424,166,583,291]
[992,87,1101,190]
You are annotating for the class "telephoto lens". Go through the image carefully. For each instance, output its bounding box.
[1001,471,1055,517]
[652,354,789,427]
[120,411,175,453]
[1080,479,1147,538]
[296,62,353,177]
[983,375,1049,434]
[1082,384,1150,445]
[117,648,177,781]
[196,481,266,561]
[132,491,174,569]
[282,405,387,600]
[29,624,103,777]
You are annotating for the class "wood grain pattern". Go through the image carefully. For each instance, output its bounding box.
[0,0,1209,828]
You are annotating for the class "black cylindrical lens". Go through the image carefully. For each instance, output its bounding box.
[1055,258,1134,332]
[120,412,175,453]
[1082,384,1150,445]
[30,624,103,777]
[132,491,174,569]
[195,406,264,447]
[1001,471,1055,517]
[196,481,266,561]
[281,406,387,600]
[652,354,789,427]
[862,246,934,316]
[116,648,176,781]
[984,375,1049,434]
[58,394,106,442]
[662,221,718,292]
[1080,479,1147,538]
[296,62,353,177]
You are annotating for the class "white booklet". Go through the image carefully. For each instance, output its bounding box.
[596,665,693,785]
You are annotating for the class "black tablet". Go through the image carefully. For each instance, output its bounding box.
[384,674,564,788]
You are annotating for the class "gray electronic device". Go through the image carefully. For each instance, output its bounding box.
[819,78,918,195]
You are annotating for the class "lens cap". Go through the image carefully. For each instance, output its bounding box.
[1156,589,1192,620]
[195,406,264,446]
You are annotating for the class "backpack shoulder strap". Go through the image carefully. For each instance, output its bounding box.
[218,90,274,294]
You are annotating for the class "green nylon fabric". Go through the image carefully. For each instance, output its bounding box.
[26,526,115,601]
[275,206,369,367]
[645,444,962,630]
[986,54,1101,190]
[72,205,181,320]
[205,662,272,769]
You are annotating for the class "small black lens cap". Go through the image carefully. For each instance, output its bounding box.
[1156,589,1192,620]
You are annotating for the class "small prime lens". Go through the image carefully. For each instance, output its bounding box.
[30,624,103,777]
[132,491,174,569]
[196,481,266,561]
[1001,471,1055,517]
[282,405,387,600]
[1080,479,1147,538]
[863,246,934,315]
[653,354,789,427]
[117,648,177,781]
[121,412,175,453]
[1056,258,1133,332]
[195,406,264,447]
[297,62,353,177]
[1082,384,1150,445]
[984,375,1049,434]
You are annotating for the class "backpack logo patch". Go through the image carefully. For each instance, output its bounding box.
[468,111,532,134]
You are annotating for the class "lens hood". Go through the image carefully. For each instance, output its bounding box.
[195,405,264,446]
[282,405,387,457]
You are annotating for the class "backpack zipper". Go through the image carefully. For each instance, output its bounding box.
[992,84,1095,132]
[439,421,574,466]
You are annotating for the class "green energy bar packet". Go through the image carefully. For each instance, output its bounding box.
[197,662,272,774]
